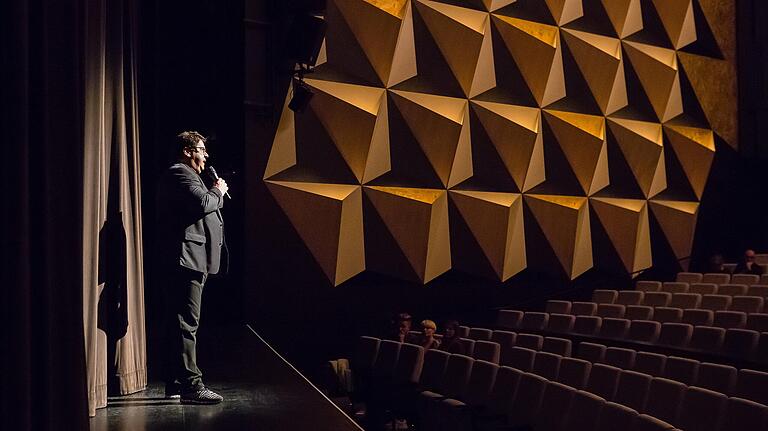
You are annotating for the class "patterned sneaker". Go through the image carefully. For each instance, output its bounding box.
[180,387,224,405]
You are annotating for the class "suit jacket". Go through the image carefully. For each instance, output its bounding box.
[156,163,226,275]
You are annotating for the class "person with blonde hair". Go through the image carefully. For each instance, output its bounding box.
[418,319,441,350]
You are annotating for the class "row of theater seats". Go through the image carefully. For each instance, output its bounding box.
[585,288,767,315]
[354,336,768,431]
[498,309,768,363]
[673,272,768,286]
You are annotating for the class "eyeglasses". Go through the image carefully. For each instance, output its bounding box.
[189,146,208,156]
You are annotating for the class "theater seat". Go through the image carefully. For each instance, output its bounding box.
[718,284,748,297]
[636,281,662,292]
[633,352,667,377]
[701,295,732,312]
[625,305,654,321]
[572,301,598,316]
[587,363,621,400]
[662,282,689,294]
[557,357,592,390]
[628,320,661,343]
[599,318,630,339]
[563,390,605,430]
[515,333,543,351]
[690,283,718,295]
[473,340,500,364]
[532,351,562,380]
[631,414,677,431]
[722,328,759,358]
[676,272,703,284]
[615,370,652,412]
[682,308,714,326]
[597,402,638,431]
[713,311,747,329]
[720,397,768,431]
[689,326,726,351]
[519,312,549,331]
[506,372,547,428]
[669,292,701,309]
[491,330,516,366]
[696,362,736,395]
[484,366,521,418]
[643,292,672,307]
[653,307,683,324]
[507,346,536,371]
[645,377,687,424]
[604,347,636,369]
[468,327,492,341]
[701,273,730,285]
[592,289,619,304]
[730,295,764,314]
[730,274,760,286]
[736,369,768,405]
[663,356,700,386]
[597,304,626,319]
[747,284,768,298]
[658,323,693,347]
[546,313,575,333]
[746,313,768,332]
[676,386,728,431]
[573,315,602,336]
[617,290,645,306]
[542,336,572,357]
[577,342,607,363]
[497,309,523,329]
[545,300,572,314]
[533,381,576,431]
[458,338,475,357]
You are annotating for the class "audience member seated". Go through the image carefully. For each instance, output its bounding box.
[707,253,729,274]
[439,320,465,355]
[417,320,441,350]
[734,249,765,275]
[390,312,418,344]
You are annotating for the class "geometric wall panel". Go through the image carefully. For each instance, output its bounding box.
[330,0,417,87]
[266,181,365,286]
[265,0,734,284]
[663,124,715,199]
[649,199,699,262]
[305,79,390,183]
[651,0,697,50]
[364,186,451,284]
[591,198,652,274]
[607,117,667,199]
[471,101,544,192]
[600,0,643,38]
[492,14,566,107]
[622,41,683,122]
[390,90,472,188]
[415,0,496,98]
[561,29,628,115]
[543,110,609,196]
[525,195,592,280]
[450,191,526,281]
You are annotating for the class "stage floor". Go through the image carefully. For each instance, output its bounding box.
[90,324,363,431]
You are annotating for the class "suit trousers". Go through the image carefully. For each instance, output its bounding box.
[162,266,207,392]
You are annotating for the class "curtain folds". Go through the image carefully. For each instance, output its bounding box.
[82,0,146,416]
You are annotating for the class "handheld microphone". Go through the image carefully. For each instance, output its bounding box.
[208,166,232,199]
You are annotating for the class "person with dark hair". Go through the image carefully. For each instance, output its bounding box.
[389,312,417,344]
[439,320,465,355]
[706,253,729,274]
[156,131,229,404]
[734,249,764,275]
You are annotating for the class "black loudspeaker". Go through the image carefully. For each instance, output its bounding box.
[288,78,313,113]
[286,13,326,67]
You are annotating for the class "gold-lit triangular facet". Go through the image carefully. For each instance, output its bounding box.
[591,197,652,273]
[663,124,715,199]
[545,0,584,26]
[525,194,593,279]
[650,199,699,261]
[601,0,642,38]
[481,0,517,12]
[450,191,526,280]
[607,117,667,198]
[623,41,683,122]
[365,186,451,283]
[651,0,697,49]
[544,110,609,195]
[266,181,365,285]
[416,1,496,97]
[492,15,565,107]
[265,91,297,180]
[562,29,627,115]
[390,90,472,187]
[305,79,390,183]
[471,101,545,192]
[333,0,417,87]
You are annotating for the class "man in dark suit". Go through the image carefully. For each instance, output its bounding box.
[156,131,228,404]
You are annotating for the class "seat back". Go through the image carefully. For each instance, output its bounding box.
[507,346,536,371]
[731,273,760,286]
[473,340,501,364]
[653,307,683,323]
[625,305,654,321]
[617,290,645,306]
[419,348,451,390]
[658,323,693,347]
[573,315,602,335]
[631,414,677,431]
[720,396,768,431]
[633,351,667,377]
[485,365,522,416]
[701,294,732,311]
[663,356,700,386]
[605,347,637,369]
[670,292,701,309]
[597,401,638,431]
[572,301,598,316]
[468,327,492,341]
[636,280,662,292]
[682,308,714,326]
[545,300,572,314]
[520,312,549,331]
[532,351,562,380]
[597,303,626,318]
[736,369,768,405]
[557,357,592,389]
[497,309,523,329]
[696,362,736,395]
[355,336,380,374]
[586,363,622,400]
[442,354,474,398]
[689,326,726,351]
[457,325,470,338]
[643,292,672,307]
[542,336,572,357]
[662,282,689,294]
[677,272,703,283]
[702,273,731,284]
[718,284,749,297]
[534,381,576,431]
[491,330,517,365]
[747,284,768,298]
[458,337,476,357]
[393,343,425,384]
[507,372,548,427]
[628,320,661,343]
[599,318,630,339]
[564,390,605,430]
[592,289,619,304]
[713,311,747,329]
[722,328,759,358]
[546,313,575,333]
[373,340,401,378]
[731,295,764,313]
[746,313,768,332]
[461,359,498,406]
[677,386,728,431]
[577,342,606,363]
[615,370,652,412]
[645,377,687,424]
[690,282,718,295]
[515,333,543,351]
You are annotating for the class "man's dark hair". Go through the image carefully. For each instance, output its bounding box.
[176,131,207,154]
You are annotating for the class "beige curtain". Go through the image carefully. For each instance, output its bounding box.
[82,0,146,416]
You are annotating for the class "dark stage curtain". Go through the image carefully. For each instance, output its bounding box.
[0,0,90,430]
